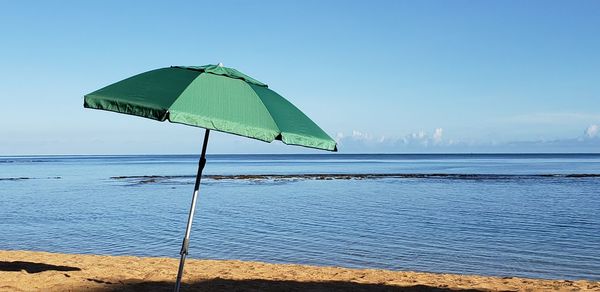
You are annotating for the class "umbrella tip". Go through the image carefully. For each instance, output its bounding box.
[218,62,224,67]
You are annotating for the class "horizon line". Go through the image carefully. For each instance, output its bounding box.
[2,152,600,157]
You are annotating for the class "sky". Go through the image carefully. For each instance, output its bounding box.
[0,0,599,154]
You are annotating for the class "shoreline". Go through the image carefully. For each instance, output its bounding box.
[1,250,598,291]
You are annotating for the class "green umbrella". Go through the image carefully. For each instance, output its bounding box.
[84,63,337,292]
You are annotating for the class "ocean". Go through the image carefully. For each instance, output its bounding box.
[0,154,599,281]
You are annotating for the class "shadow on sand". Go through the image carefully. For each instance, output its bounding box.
[0,260,81,273]
[86,278,487,292]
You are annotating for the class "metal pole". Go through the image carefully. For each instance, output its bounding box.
[174,129,210,292]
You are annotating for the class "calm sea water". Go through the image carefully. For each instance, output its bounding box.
[1,154,599,281]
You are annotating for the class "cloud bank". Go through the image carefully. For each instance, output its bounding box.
[336,125,600,153]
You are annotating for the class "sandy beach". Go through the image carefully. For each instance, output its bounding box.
[0,250,598,292]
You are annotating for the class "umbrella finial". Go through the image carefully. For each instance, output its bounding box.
[218,62,224,67]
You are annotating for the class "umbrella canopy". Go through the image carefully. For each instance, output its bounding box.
[84,64,337,292]
[84,64,336,151]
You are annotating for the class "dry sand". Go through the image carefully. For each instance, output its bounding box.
[0,250,598,292]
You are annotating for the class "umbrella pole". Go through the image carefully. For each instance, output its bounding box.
[174,129,210,292]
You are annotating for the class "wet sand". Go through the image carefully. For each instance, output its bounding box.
[0,250,598,291]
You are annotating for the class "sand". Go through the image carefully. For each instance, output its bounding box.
[0,250,598,292]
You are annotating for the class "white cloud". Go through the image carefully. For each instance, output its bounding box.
[349,130,373,140]
[400,129,444,146]
[586,124,599,138]
[432,128,443,144]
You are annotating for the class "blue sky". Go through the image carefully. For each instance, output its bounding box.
[0,0,599,154]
